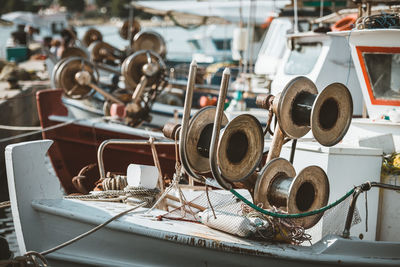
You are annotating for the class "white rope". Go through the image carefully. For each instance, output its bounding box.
[0,200,11,209]
[0,125,42,131]
[0,117,106,144]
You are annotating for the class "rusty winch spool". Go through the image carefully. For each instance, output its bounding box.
[119,19,141,41]
[60,47,88,60]
[121,50,166,90]
[254,158,329,229]
[51,56,124,104]
[163,62,264,189]
[88,41,126,63]
[257,76,353,162]
[82,28,103,47]
[131,31,167,59]
[51,57,98,99]
[163,72,354,229]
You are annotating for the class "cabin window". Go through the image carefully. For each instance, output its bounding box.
[212,39,232,51]
[363,53,400,101]
[188,39,201,51]
[284,42,322,75]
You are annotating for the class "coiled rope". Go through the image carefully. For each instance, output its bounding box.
[0,201,11,209]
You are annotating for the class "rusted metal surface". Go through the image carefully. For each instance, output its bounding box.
[162,122,181,140]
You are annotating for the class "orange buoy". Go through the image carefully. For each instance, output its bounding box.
[199,96,217,107]
[332,14,358,31]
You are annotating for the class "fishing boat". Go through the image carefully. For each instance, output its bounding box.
[5,55,400,266]
[4,2,400,266]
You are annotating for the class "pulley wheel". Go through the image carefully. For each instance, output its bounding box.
[88,41,122,62]
[217,114,263,182]
[276,76,317,139]
[54,57,98,99]
[287,165,329,229]
[254,158,296,209]
[311,83,353,146]
[51,57,69,89]
[186,106,228,174]
[119,19,141,41]
[132,31,167,58]
[60,47,88,59]
[121,50,166,89]
[82,28,103,47]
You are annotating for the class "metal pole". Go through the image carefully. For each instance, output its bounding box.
[97,139,174,179]
[209,68,232,189]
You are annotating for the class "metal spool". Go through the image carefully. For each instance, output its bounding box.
[60,47,88,59]
[51,57,69,89]
[276,76,352,146]
[88,41,125,62]
[185,106,228,174]
[217,114,264,182]
[311,83,353,146]
[132,31,167,58]
[121,50,166,89]
[119,19,141,41]
[82,28,103,47]
[53,57,98,99]
[254,158,329,229]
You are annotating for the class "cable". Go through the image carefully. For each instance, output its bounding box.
[230,187,355,219]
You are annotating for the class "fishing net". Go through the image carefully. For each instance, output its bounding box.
[159,187,361,245]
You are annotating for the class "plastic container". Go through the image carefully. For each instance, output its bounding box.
[6,47,28,63]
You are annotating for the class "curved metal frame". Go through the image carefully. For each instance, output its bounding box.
[209,68,232,189]
[178,60,205,183]
[97,139,173,179]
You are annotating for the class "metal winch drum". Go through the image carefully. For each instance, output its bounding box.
[60,47,88,60]
[132,31,167,59]
[119,19,141,41]
[51,57,98,99]
[164,63,264,189]
[254,158,329,229]
[274,76,353,146]
[121,50,166,89]
[82,28,103,47]
[88,41,126,63]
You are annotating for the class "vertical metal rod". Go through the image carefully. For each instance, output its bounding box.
[209,68,232,189]
[294,0,299,34]
[266,123,285,163]
[179,60,204,182]
[289,139,297,164]
[132,76,148,104]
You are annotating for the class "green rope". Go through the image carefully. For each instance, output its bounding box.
[230,187,356,219]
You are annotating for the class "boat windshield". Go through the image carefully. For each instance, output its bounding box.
[362,52,400,101]
[284,42,322,75]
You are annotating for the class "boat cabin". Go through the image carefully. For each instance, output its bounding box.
[271,31,364,116]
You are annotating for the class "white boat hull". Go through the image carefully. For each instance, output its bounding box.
[6,140,400,266]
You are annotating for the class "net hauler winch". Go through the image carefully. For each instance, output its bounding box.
[164,66,354,229]
[253,76,353,228]
[163,61,264,193]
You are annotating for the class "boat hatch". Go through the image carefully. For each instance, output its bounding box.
[356,46,400,106]
[284,42,323,75]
